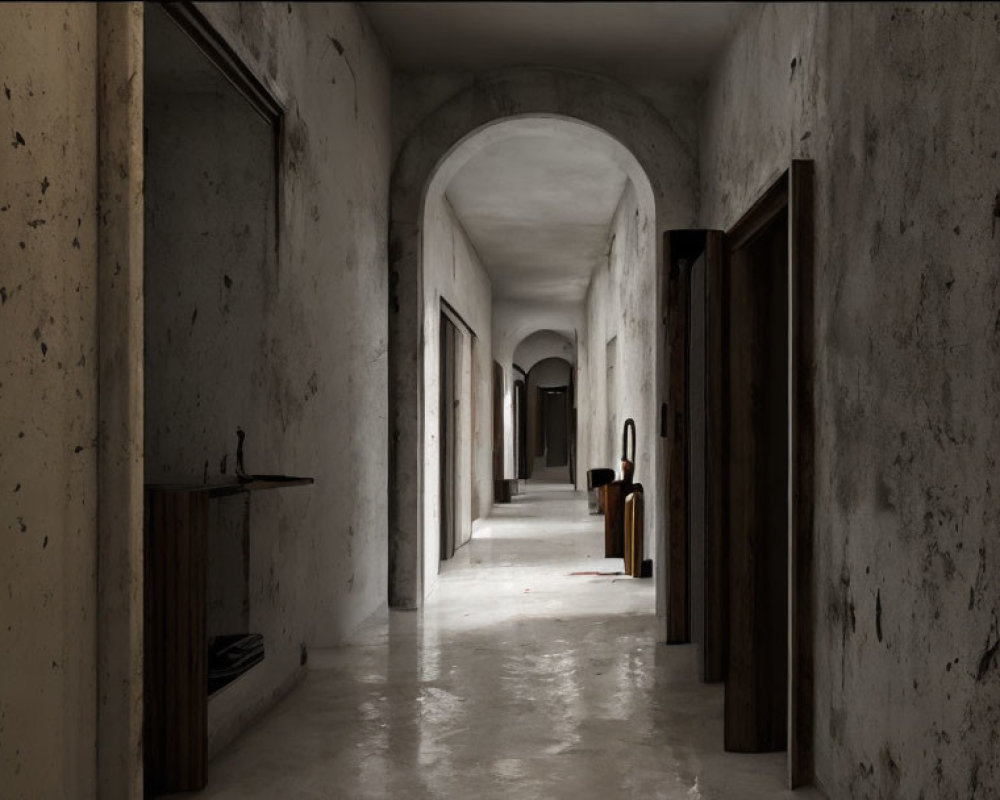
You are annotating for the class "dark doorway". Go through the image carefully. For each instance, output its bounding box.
[524,357,574,481]
[665,229,725,679]
[722,163,814,788]
[663,163,814,787]
[514,378,527,479]
[724,203,789,754]
[686,235,726,686]
[492,361,504,501]
[439,312,459,562]
[541,387,569,466]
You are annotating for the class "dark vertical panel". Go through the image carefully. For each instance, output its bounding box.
[143,491,162,797]
[514,380,527,480]
[543,388,569,467]
[688,251,707,675]
[790,160,815,787]
[665,230,726,677]
[568,370,576,486]
[704,230,726,684]
[665,231,689,644]
[145,489,208,794]
[492,361,504,501]
[446,323,457,557]
[724,205,789,754]
[440,314,457,561]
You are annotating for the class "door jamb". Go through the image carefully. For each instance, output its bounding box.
[722,161,814,788]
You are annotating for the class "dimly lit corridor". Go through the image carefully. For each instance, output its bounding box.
[4,3,1000,798]
[180,481,820,799]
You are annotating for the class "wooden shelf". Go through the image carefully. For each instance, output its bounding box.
[143,474,313,795]
[145,475,314,498]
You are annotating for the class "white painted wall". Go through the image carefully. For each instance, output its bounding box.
[421,195,493,598]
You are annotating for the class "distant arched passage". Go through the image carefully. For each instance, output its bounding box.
[388,68,697,614]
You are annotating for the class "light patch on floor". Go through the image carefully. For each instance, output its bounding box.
[182,481,827,799]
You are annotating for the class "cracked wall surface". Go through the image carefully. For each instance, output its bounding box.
[702,4,1000,796]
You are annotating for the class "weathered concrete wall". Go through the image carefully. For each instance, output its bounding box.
[0,4,100,797]
[389,71,703,175]
[144,89,276,484]
[422,194,492,596]
[144,61,282,755]
[96,4,145,796]
[582,179,656,528]
[184,2,391,755]
[702,3,1000,795]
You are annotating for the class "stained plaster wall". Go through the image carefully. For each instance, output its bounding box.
[422,194,492,597]
[580,179,656,548]
[701,3,1000,795]
[0,5,100,796]
[389,72,703,172]
[144,88,276,486]
[176,2,391,755]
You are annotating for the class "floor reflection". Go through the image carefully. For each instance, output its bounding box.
[184,480,825,799]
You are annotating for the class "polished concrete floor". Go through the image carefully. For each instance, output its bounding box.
[187,480,826,799]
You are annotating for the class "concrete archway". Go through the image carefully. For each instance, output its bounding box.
[514,330,575,373]
[388,68,697,615]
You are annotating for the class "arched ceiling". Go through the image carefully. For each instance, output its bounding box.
[444,118,630,304]
[513,330,575,372]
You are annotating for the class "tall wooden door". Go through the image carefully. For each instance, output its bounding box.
[665,229,725,681]
[687,233,726,685]
[542,388,569,467]
[492,361,504,501]
[724,204,789,753]
[663,162,813,787]
[723,162,814,779]
[514,379,526,479]
[439,313,458,561]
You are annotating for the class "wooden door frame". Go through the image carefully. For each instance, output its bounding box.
[663,161,814,788]
[722,161,814,788]
[513,376,527,480]
[665,230,725,651]
[492,360,504,500]
[439,311,458,561]
[539,385,570,469]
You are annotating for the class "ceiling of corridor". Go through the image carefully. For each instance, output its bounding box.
[361,2,746,83]
[444,122,629,303]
